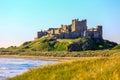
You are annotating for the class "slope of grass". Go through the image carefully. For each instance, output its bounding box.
[9,56,120,80]
[17,49,120,57]
[18,37,118,51]
[0,36,118,55]
[112,44,120,49]
[10,37,117,52]
[18,36,70,51]
[57,38,87,44]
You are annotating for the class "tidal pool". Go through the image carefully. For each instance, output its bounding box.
[0,58,56,78]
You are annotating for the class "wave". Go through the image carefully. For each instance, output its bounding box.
[0,58,56,78]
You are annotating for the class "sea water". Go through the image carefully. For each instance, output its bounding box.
[0,58,56,78]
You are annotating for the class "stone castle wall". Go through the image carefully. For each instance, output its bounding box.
[36,31,47,39]
[71,19,87,32]
[84,25,102,39]
[36,19,103,40]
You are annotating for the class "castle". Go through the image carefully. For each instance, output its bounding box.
[36,19,103,40]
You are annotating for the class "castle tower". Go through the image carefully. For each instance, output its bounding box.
[71,19,78,32]
[96,25,103,39]
[71,19,87,32]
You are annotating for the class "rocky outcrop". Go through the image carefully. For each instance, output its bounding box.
[68,39,118,52]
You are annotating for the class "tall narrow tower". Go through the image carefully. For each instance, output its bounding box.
[71,19,78,32]
[71,19,87,32]
[96,25,103,39]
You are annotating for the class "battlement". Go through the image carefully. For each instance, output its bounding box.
[36,19,103,40]
[71,19,87,32]
[72,19,86,23]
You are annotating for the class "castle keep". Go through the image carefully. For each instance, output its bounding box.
[36,19,103,40]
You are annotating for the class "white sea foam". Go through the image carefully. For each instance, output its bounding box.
[0,58,56,78]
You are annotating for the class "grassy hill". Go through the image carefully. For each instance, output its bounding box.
[16,36,117,52]
[9,56,120,80]
[0,36,118,56]
[19,36,70,51]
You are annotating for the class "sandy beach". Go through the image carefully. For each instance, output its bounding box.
[0,55,82,61]
[0,55,102,62]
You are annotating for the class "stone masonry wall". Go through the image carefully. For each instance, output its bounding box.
[36,19,103,40]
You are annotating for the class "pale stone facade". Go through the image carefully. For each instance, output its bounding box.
[36,19,103,40]
[71,19,87,32]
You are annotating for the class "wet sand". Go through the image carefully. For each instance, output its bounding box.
[0,55,102,62]
[0,55,82,61]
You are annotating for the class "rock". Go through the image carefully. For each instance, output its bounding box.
[68,42,83,52]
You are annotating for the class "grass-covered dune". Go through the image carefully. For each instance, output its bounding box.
[0,36,117,55]
[9,56,120,80]
[112,44,120,50]
[12,49,120,57]
[18,36,117,51]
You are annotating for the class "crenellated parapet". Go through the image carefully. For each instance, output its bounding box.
[36,19,103,40]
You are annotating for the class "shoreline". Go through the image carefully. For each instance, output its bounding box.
[0,55,107,80]
[0,55,82,61]
[0,55,103,62]
[0,76,7,80]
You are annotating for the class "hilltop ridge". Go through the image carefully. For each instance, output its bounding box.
[0,36,118,56]
[16,36,117,52]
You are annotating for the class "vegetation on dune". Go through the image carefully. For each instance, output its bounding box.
[0,36,119,59]
[18,36,69,51]
[0,37,119,57]
[112,44,120,50]
[0,37,119,80]
[17,37,118,51]
[1,48,120,57]
[10,49,119,57]
[9,56,120,80]
[0,36,117,53]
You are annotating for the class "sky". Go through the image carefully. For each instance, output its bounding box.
[0,0,120,48]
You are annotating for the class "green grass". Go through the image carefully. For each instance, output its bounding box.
[16,37,118,51]
[57,38,87,44]
[9,56,120,80]
[112,44,120,49]
[1,37,119,80]
[1,48,120,57]
[13,49,120,57]
[18,36,70,51]
[0,37,117,55]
